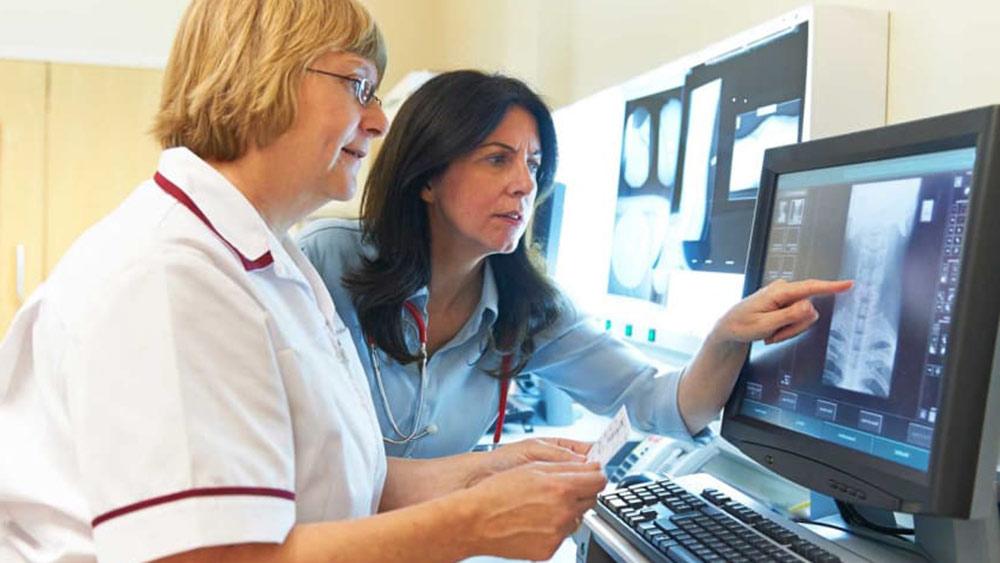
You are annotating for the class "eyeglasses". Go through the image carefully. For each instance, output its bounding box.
[306,68,382,107]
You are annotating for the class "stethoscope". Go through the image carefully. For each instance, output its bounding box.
[369,300,512,447]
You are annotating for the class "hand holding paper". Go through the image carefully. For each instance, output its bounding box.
[586,406,632,466]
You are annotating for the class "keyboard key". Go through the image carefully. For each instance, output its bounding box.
[755,522,798,544]
[655,537,678,551]
[729,540,753,552]
[715,547,739,559]
[606,498,627,511]
[670,512,699,523]
[693,546,716,558]
[655,517,678,533]
[647,531,667,543]
[704,539,727,550]
[665,545,702,563]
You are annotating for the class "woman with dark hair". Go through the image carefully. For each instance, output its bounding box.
[299,70,851,459]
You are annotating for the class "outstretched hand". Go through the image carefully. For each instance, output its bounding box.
[473,437,591,486]
[714,278,853,346]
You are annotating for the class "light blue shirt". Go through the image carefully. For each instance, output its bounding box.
[298,218,691,458]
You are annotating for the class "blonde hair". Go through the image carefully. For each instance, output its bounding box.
[154,0,387,161]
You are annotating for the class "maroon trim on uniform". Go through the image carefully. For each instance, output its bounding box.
[154,172,274,271]
[91,486,295,528]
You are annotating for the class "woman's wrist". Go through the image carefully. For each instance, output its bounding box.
[435,483,490,559]
[457,451,497,489]
[704,322,748,360]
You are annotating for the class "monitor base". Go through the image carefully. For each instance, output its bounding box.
[914,505,1000,563]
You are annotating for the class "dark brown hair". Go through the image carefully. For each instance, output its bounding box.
[344,70,564,377]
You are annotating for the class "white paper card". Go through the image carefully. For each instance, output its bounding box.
[587,406,632,466]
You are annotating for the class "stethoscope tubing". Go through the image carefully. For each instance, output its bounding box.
[368,300,511,447]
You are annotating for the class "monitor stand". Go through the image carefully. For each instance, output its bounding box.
[913,506,1000,562]
[810,490,999,562]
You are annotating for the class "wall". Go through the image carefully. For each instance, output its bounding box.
[431,0,1000,124]
[4,0,999,124]
[3,0,1000,329]
[0,61,46,329]
[0,0,188,68]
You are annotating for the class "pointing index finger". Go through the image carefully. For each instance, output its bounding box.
[770,279,852,308]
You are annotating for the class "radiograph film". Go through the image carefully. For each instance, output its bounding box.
[822,178,921,397]
[728,99,801,201]
[657,99,683,187]
[622,107,652,188]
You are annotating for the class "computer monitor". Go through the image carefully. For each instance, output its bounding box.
[722,106,1000,529]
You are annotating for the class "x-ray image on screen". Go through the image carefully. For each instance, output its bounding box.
[823,178,921,397]
[623,107,652,188]
[729,99,802,201]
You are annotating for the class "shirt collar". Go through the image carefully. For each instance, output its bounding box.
[405,259,500,347]
[154,147,273,271]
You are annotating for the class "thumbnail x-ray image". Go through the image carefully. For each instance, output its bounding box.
[728,99,802,201]
[622,107,652,188]
[608,195,671,302]
[776,200,789,224]
[823,178,921,398]
[657,99,683,187]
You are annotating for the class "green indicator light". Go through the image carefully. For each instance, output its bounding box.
[624,324,633,337]
[648,328,656,342]
[604,319,612,331]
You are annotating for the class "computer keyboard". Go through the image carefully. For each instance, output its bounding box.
[595,475,843,562]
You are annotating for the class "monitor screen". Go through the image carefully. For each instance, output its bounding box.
[736,147,977,472]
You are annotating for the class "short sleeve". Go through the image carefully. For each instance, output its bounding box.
[66,249,296,562]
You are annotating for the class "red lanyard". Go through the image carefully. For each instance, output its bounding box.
[494,356,513,446]
[402,301,512,446]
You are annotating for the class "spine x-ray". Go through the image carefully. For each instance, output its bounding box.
[823,179,921,397]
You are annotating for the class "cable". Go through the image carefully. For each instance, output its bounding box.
[792,518,931,561]
[836,500,915,536]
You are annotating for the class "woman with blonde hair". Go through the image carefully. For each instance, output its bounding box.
[0,2,604,561]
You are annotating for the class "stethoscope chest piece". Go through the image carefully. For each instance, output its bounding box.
[368,300,512,447]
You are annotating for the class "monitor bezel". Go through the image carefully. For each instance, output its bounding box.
[721,105,1000,517]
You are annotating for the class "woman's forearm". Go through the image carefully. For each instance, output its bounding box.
[379,452,491,511]
[156,491,480,563]
[678,332,749,434]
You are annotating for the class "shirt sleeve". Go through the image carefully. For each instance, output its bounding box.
[527,304,694,439]
[297,219,363,298]
[65,248,296,563]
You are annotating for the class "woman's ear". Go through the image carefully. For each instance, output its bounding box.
[420,181,434,204]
